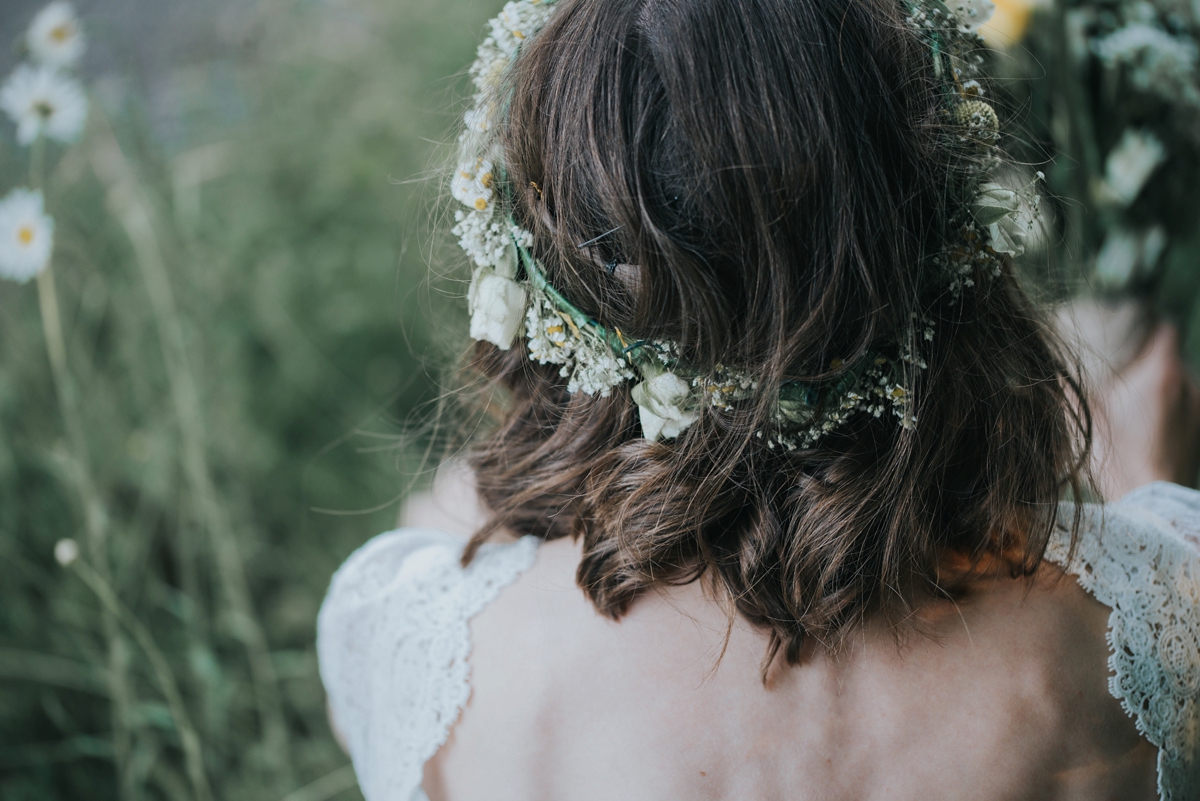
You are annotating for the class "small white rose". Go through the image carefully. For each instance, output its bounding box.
[971,181,1027,257]
[987,216,1028,256]
[469,270,527,350]
[631,370,698,441]
[971,182,1019,225]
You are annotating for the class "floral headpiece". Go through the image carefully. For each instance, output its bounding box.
[451,0,1039,447]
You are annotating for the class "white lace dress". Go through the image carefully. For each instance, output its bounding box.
[317,482,1200,801]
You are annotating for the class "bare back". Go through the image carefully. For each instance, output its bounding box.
[426,537,1156,801]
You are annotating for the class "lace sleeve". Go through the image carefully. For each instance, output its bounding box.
[1045,487,1200,801]
[316,529,539,801]
[1122,481,1200,553]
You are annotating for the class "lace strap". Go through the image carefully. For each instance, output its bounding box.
[317,528,539,801]
[1045,486,1200,801]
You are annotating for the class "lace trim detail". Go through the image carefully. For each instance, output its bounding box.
[1045,485,1200,801]
[317,529,539,801]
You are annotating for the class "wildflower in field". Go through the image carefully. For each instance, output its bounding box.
[0,188,55,282]
[54,538,79,567]
[27,2,85,69]
[0,64,88,145]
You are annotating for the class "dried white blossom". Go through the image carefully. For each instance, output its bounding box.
[452,209,519,273]
[948,0,995,32]
[451,158,496,212]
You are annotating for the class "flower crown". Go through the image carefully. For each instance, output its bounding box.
[451,0,1039,447]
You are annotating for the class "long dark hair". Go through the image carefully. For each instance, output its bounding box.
[459,0,1091,667]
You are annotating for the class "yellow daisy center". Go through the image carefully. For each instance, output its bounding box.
[474,198,488,210]
[17,225,35,246]
[50,24,74,43]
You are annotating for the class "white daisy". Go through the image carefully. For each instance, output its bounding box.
[0,64,88,145]
[27,2,85,69]
[0,188,55,282]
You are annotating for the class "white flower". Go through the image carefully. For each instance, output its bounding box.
[451,157,495,211]
[451,208,519,273]
[1102,128,1166,206]
[970,181,1027,256]
[1093,24,1197,73]
[488,0,556,57]
[525,295,572,363]
[0,64,88,145]
[566,346,634,396]
[464,106,491,134]
[948,0,995,32]
[27,2,85,69]
[0,188,54,282]
[469,268,527,349]
[632,370,698,441]
[54,538,79,566]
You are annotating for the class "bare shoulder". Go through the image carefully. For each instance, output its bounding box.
[895,565,1158,798]
[426,540,1158,801]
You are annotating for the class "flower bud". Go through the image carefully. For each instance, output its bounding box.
[54,538,79,567]
[631,370,698,441]
[469,270,527,350]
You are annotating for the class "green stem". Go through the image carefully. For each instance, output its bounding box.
[69,555,214,801]
[32,134,136,801]
[514,234,635,357]
[88,121,291,783]
[30,136,45,191]
[279,765,357,801]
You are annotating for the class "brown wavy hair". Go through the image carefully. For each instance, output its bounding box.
[458,0,1091,666]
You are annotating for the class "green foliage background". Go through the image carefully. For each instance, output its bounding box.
[0,0,486,798]
[996,0,1200,362]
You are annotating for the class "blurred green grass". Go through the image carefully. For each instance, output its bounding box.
[0,0,488,798]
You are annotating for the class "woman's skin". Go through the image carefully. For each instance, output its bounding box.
[382,321,1200,800]
[1087,321,1200,499]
